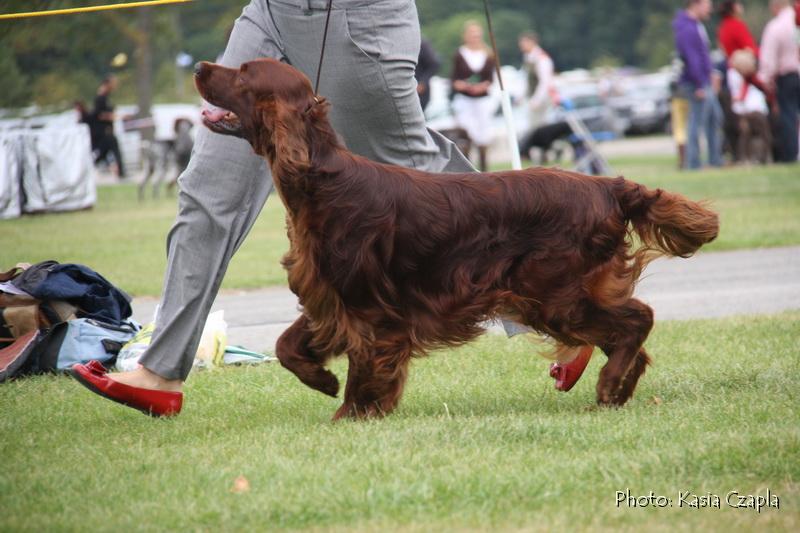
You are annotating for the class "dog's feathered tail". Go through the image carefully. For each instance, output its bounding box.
[611,176,719,260]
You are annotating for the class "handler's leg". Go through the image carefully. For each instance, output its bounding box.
[269,0,474,173]
[118,1,284,386]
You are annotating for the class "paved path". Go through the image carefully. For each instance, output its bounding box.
[131,246,800,351]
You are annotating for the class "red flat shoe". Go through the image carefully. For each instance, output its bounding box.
[549,345,594,392]
[70,361,182,417]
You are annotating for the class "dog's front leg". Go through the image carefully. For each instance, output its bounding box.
[333,340,412,421]
[275,315,339,397]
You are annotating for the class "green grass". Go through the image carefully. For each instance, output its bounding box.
[1,313,798,531]
[0,185,288,296]
[1,159,798,296]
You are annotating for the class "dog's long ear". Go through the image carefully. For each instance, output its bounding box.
[269,99,310,176]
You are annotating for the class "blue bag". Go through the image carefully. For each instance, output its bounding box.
[52,318,139,370]
[19,318,139,376]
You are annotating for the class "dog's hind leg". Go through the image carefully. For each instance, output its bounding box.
[615,347,652,404]
[587,299,654,406]
[275,315,339,397]
[334,337,412,420]
[561,298,653,406]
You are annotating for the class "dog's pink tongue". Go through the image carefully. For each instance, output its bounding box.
[202,106,229,123]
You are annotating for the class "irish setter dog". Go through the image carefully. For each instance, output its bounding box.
[194,59,719,420]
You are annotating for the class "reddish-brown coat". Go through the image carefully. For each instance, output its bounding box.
[195,59,720,419]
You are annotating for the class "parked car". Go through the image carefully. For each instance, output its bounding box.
[608,73,672,135]
[548,82,627,139]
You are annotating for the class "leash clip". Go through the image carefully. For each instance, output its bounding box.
[304,96,322,115]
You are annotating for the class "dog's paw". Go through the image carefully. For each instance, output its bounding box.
[609,383,635,406]
[331,401,387,421]
[596,376,625,407]
[596,391,614,406]
[332,402,355,421]
[306,369,339,398]
[596,383,633,407]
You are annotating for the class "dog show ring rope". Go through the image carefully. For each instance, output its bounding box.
[0,0,193,20]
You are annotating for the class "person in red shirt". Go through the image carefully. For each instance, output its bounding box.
[718,1,758,57]
[717,1,773,163]
[718,2,773,107]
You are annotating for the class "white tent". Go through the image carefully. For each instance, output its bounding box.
[0,123,95,219]
[0,134,23,220]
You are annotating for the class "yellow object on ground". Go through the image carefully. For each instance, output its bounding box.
[671,97,689,146]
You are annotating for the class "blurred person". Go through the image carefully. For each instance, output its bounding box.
[673,0,723,169]
[670,100,691,169]
[92,75,126,179]
[759,0,799,162]
[518,32,556,131]
[669,55,691,168]
[717,1,773,102]
[718,1,758,57]
[415,38,440,112]
[717,1,774,161]
[711,48,743,162]
[451,20,496,171]
[73,100,101,154]
[717,2,772,101]
[728,50,772,163]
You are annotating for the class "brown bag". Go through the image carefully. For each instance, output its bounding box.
[0,265,77,348]
[0,305,41,345]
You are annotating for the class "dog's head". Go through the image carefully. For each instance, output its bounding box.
[194,58,323,163]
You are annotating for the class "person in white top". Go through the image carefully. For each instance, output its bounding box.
[728,51,772,162]
[758,0,800,162]
[450,21,497,171]
[518,32,557,130]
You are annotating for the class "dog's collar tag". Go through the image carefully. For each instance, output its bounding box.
[304,96,322,115]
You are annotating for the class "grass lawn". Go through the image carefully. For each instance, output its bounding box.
[0,312,798,531]
[1,158,798,296]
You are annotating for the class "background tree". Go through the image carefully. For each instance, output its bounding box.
[0,51,28,108]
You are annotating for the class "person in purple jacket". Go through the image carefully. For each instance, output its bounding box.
[673,0,723,169]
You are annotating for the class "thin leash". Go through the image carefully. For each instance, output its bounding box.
[482,0,504,92]
[313,0,335,99]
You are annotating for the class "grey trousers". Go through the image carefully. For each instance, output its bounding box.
[139,0,476,380]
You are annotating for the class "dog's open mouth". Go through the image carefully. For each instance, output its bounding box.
[201,106,242,136]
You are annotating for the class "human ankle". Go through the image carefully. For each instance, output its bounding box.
[124,367,183,392]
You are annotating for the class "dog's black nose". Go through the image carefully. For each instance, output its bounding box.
[194,62,203,76]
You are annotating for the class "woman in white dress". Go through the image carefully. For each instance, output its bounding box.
[450,21,496,171]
